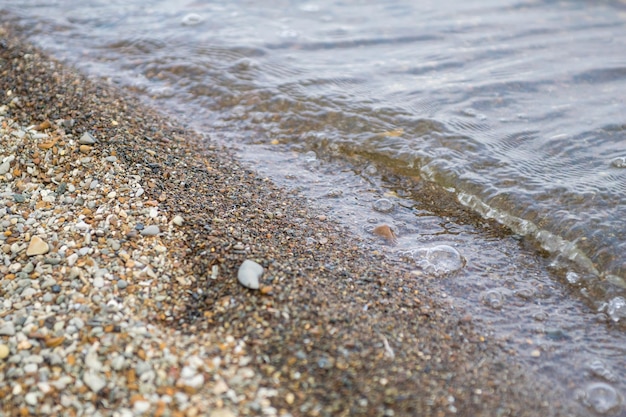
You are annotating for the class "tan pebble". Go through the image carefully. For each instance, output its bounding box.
[0,344,10,360]
[44,336,65,348]
[79,144,93,154]
[285,392,295,405]
[209,409,236,417]
[26,236,49,256]
[260,286,273,295]
[34,120,52,131]
[530,349,541,357]
[373,224,397,243]
[17,339,32,350]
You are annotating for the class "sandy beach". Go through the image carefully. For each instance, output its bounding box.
[0,26,584,416]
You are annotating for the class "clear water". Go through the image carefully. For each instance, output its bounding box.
[3,0,626,413]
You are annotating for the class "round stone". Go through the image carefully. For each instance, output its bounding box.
[237,260,264,290]
[140,225,160,236]
[117,280,128,290]
[0,344,10,359]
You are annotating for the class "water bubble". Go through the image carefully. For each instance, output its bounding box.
[181,13,204,26]
[606,296,626,322]
[411,245,464,277]
[481,289,505,309]
[326,189,343,198]
[610,156,626,168]
[579,382,621,414]
[372,198,394,213]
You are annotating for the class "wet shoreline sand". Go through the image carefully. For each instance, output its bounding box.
[0,27,582,416]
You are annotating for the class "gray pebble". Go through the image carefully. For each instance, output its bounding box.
[111,355,125,371]
[24,363,38,374]
[135,361,152,376]
[93,277,105,288]
[79,132,97,145]
[237,260,264,290]
[117,280,128,290]
[69,317,85,330]
[140,225,160,236]
[0,322,15,336]
[21,287,37,299]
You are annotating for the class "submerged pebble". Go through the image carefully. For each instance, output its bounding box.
[606,296,626,322]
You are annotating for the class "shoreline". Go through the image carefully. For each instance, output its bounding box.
[0,27,582,416]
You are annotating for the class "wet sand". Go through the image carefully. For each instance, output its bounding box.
[0,26,584,416]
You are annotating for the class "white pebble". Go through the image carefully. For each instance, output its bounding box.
[93,277,105,288]
[237,260,263,290]
[133,401,151,414]
[83,370,106,393]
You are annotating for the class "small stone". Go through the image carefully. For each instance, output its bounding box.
[0,322,15,336]
[93,277,105,288]
[209,410,236,417]
[133,401,151,414]
[237,260,264,290]
[79,144,93,154]
[0,344,10,359]
[140,225,160,236]
[26,236,49,256]
[24,392,38,406]
[117,280,128,290]
[0,155,14,175]
[373,224,397,243]
[172,215,184,226]
[79,132,97,145]
[83,371,106,393]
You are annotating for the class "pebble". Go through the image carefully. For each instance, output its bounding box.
[0,154,15,175]
[117,279,128,290]
[0,344,10,359]
[24,392,38,406]
[79,132,97,145]
[133,401,151,414]
[173,215,184,226]
[140,225,160,236]
[26,235,50,256]
[237,260,264,290]
[83,371,106,393]
[93,276,105,288]
[0,322,16,336]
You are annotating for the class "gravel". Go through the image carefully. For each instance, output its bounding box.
[0,25,585,417]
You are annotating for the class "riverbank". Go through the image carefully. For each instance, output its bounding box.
[0,27,581,416]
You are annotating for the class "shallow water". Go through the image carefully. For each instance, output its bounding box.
[3,0,626,413]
